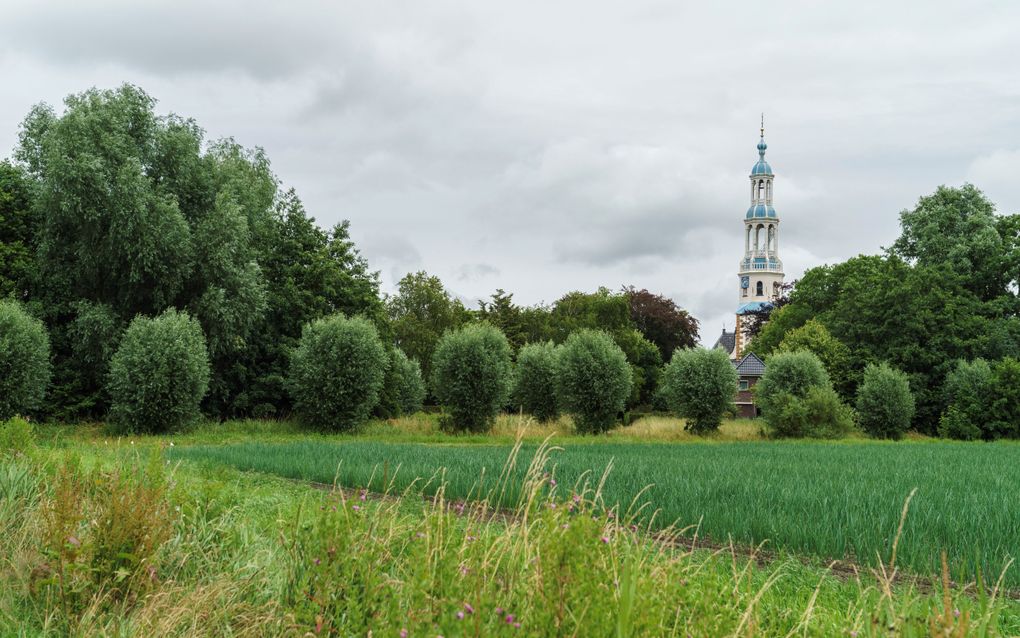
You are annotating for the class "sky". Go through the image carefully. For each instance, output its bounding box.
[1,0,1018,341]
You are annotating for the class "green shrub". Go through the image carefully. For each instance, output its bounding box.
[107,309,211,433]
[989,357,1020,439]
[556,329,632,434]
[512,341,561,422]
[0,416,34,457]
[660,347,737,433]
[757,350,851,438]
[757,350,830,403]
[764,386,855,439]
[377,348,427,418]
[431,323,513,432]
[939,358,994,440]
[856,363,915,439]
[289,315,389,431]
[0,300,51,420]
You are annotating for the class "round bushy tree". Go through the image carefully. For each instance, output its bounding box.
[107,309,210,433]
[757,350,851,438]
[856,363,915,439]
[512,341,560,422]
[0,300,51,419]
[289,315,388,431]
[431,323,513,432]
[556,329,632,434]
[660,347,737,433]
[939,358,994,440]
[381,348,426,416]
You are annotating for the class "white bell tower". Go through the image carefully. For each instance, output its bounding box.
[734,118,785,358]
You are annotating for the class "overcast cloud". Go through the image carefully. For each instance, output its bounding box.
[1,0,1018,340]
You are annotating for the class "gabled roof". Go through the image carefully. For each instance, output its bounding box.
[712,329,735,355]
[733,352,765,377]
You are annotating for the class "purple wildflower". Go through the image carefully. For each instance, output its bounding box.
[400,630,408,638]
[505,614,515,624]
[456,611,464,620]
[464,602,475,614]
[549,478,557,487]
[601,536,610,544]
[514,622,521,629]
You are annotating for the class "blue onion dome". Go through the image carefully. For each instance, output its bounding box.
[750,136,772,176]
[746,203,778,219]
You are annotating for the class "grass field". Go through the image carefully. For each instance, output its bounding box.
[6,415,1020,635]
[171,424,1020,591]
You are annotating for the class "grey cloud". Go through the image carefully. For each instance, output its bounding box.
[1,0,1018,342]
[456,263,500,282]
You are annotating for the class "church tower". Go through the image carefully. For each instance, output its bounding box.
[733,120,785,358]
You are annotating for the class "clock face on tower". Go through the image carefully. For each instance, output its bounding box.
[740,276,749,289]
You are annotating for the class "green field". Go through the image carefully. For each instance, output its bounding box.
[5,419,1020,635]
[172,436,1020,589]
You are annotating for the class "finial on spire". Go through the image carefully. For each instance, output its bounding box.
[760,113,764,138]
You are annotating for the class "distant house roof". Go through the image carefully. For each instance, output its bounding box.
[733,352,765,377]
[712,329,735,355]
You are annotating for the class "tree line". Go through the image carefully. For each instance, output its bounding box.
[0,84,698,425]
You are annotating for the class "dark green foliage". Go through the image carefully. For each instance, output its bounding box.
[18,85,265,416]
[430,324,513,432]
[756,350,830,401]
[389,271,469,387]
[555,329,632,434]
[776,319,856,399]
[376,348,426,418]
[939,359,995,440]
[612,329,663,408]
[989,357,1020,439]
[107,309,210,433]
[623,287,699,361]
[0,300,50,419]
[750,253,1014,433]
[891,184,1009,302]
[660,347,737,433]
[288,315,388,431]
[227,193,383,417]
[763,386,854,439]
[548,288,632,343]
[855,363,915,439]
[512,341,560,422]
[0,162,37,301]
[756,350,851,438]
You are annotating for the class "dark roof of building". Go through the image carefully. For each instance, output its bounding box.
[712,329,735,354]
[733,352,766,377]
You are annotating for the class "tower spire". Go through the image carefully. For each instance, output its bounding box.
[760,113,764,138]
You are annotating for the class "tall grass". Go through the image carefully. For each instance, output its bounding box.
[173,436,1020,591]
[3,434,1019,635]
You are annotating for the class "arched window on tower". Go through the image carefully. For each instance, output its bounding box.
[755,224,764,252]
[757,179,765,200]
[766,180,771,201]
[756,281,764,296]
[767,225,775,252]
